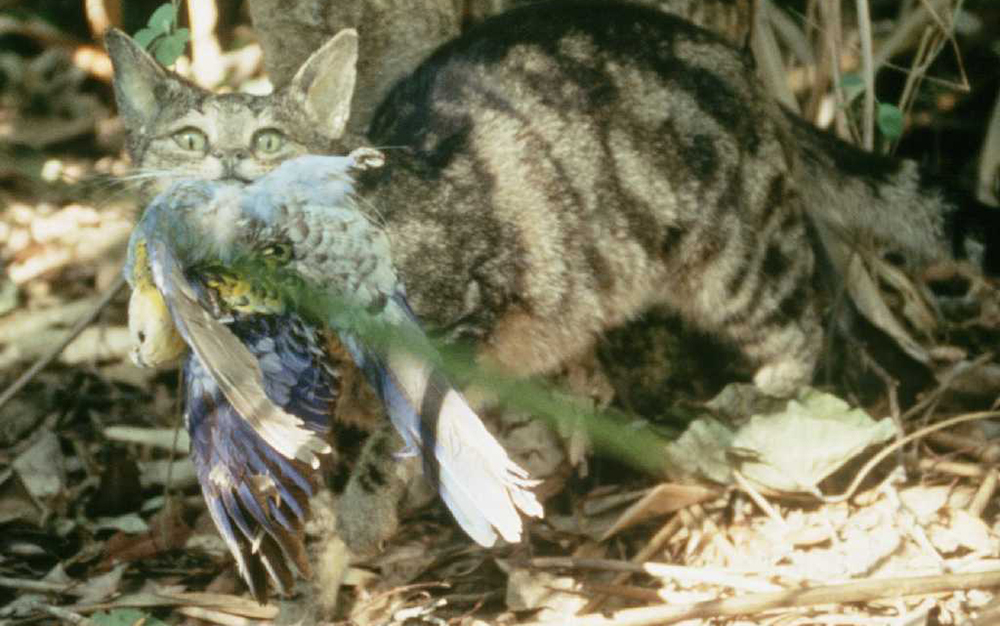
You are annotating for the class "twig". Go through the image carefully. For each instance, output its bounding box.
[872,0,951,73]
[0,274,126,413]
[581,582,661,602]
[732,470,788,530]
[901,352,995,421]
[102,426,190,452]
[927,430,1000,464]
[176,605,262,624]
[28,602,98,626]
[916,0,970,93]
[896,26,939,134]
[583,515,684,613]
[819,0,852,137]
[855,0,876,151]
[968,466,998,518]
[531,558,782,593]
[917,457,989,478]
[821,411,1000,504]
[978,80,1000,206]
[0,576,75,593]
[518,569,1000,626]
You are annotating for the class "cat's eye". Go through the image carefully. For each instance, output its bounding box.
[173,128,208,152]
[253,129,286,155]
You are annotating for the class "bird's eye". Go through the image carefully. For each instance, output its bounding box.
[173,127,208,152]
[261,242,292,262]
[252,129,286,155]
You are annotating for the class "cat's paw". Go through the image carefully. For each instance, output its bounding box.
[752,356,814,397]
[336,428,420,555]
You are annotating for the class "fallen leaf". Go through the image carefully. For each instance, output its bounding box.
[13,430,66,503]
[75,564,126,604]
[0,467,43,525]
[506,567,587,617]
[663,416,735,484]
[602,483,721,539]
[730,389,895,494]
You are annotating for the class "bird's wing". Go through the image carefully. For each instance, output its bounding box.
[184,311,341,600]
[136,231,341,598]
[185,349,312,601]
[145,233,332,469]
[240,153,544,545]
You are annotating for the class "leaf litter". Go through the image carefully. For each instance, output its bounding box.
[1,5,1000,626]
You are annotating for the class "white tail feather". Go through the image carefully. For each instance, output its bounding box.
[384,346,543,545]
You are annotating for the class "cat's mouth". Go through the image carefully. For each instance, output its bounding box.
[218,174,255,185]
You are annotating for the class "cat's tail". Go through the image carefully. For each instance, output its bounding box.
[786,110,999,275]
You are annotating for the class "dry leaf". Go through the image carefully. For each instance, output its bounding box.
[13,430,66,503]
[731,389,895,494]
[602,483,721,539]
[506,567,587,617]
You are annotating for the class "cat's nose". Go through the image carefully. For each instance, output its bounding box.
[213,150,248,161]
[214,150,249,179]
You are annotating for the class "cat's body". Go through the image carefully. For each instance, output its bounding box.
[354,5,820,396]
[108,0,993,603]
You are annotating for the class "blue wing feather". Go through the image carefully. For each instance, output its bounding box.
[184,310,343,601]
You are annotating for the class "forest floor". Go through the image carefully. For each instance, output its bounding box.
[2,4,1000,625]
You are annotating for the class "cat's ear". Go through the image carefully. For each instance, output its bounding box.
[287,28,358,140]
[105,28,188,131]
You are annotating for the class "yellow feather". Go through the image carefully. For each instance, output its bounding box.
[128,238,186,367]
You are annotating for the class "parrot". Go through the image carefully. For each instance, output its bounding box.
[124,151,543,600]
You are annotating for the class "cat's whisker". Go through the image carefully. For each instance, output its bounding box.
[350,193,388,227]
[84,170,169,194]
[357,144,407,153]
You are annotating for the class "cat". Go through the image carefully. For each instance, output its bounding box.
[110,3,825,397]
[107,0,995,604]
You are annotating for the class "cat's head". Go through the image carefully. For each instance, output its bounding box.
[105,28,358,197]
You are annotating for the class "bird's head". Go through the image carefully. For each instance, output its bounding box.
[124,236,187,368]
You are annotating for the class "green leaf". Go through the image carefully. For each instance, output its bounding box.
[153,32,188,66]
[132,27,159,49]
[877,102,905,140]
[92,608,169,626]
[148,3,177,34]
[839,72,865,101]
